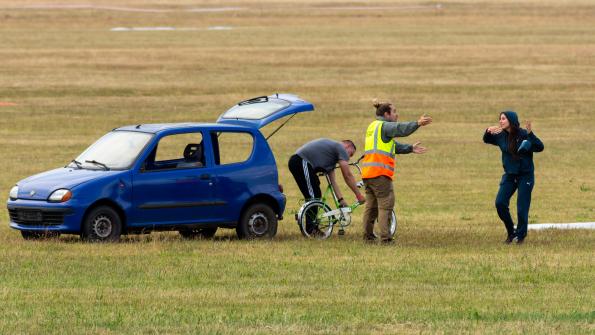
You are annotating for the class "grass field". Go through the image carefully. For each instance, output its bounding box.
[0,0,594,333]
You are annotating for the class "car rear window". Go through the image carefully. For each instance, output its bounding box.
[220,99,290,120]
[211,131,254,165]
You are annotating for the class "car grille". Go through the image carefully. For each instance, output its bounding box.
[8,208,65,225]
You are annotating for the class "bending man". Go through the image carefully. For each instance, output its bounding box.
[288,138,366,234]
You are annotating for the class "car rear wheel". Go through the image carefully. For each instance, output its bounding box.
[179,227,218,239]
[21,230,60,240]
[81,206,122,242]
[237,204,277,239]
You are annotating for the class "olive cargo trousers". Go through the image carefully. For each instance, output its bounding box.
[362,176,395,241]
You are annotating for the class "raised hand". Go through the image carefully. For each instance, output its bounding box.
[526,120,532,133]
[487,126,503,135]
[417,114,433,126]
[412,142,427,154]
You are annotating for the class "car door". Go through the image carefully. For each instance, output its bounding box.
[130,131,220,227]
[206,129,260,223]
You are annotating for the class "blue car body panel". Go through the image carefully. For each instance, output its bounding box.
[7,94,308,236]
[8,170,132,233]
[15,168,122,201]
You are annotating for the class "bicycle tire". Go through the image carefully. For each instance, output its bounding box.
[373,210,398,239]
[297,201,334,239]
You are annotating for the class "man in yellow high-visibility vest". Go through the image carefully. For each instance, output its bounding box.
[362,100,432,243]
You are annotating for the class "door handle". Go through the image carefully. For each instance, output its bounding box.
[200,174,211,180]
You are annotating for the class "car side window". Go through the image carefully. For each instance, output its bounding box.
[210,131,254,165]
[144,132,205,171]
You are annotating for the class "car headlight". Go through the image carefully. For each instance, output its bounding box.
[48,189,72,203]
[9,186,18,200]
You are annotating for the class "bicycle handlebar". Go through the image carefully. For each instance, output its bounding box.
[329,154,364,172]
[351,154,365,165]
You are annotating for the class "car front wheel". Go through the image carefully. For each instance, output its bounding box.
[81,206,122,242]
[237,204,277,239]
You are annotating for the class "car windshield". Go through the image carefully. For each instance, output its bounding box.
[70,131,153,170]
[221,98,290,120]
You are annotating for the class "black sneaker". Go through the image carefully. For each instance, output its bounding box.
[310,228,323,238]
[306,225,322,238]
[515,237,525,245]
[363,234,376,242]
[504,235,515,244]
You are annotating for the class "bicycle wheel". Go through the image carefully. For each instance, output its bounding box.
[389,210,398,238]
[373,210,398,239]
[297,201,334,239]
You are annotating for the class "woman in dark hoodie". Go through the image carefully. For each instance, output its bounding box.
[483,111,544,244]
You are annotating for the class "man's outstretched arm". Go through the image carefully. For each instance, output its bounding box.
[329,161,365,206]
[382,114,432,139]
[395,141,427,154]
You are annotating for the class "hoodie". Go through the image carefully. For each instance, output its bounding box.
[483,111,544,174]
[375,116,420,154]
[502,110,520,128]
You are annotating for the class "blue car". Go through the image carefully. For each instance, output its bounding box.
[7,94,314,241]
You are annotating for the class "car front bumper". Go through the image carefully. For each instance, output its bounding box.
[7,200,82,233]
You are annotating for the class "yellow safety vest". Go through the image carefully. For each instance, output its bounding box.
[361,120,396,179]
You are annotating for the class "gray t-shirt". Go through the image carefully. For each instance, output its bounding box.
[296,138,349,173]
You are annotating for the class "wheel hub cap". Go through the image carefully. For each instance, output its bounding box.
[93,214,113,238]
[248,213,268,236]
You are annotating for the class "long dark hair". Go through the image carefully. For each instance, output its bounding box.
[502,113,520,159]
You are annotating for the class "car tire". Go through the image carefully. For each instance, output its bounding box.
[179,227,218,239]
[21,230,60,240]
[81,206,122,242]
[237,203,277,239]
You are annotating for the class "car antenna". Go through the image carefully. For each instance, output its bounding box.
[266,113,296,140]
[135,124,142,129]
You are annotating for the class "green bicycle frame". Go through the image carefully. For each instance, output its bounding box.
[317,174,361,228]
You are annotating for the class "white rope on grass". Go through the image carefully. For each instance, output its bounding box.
[528,222,595,230]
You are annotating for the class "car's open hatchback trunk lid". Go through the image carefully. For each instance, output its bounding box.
[216,94,314,132]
